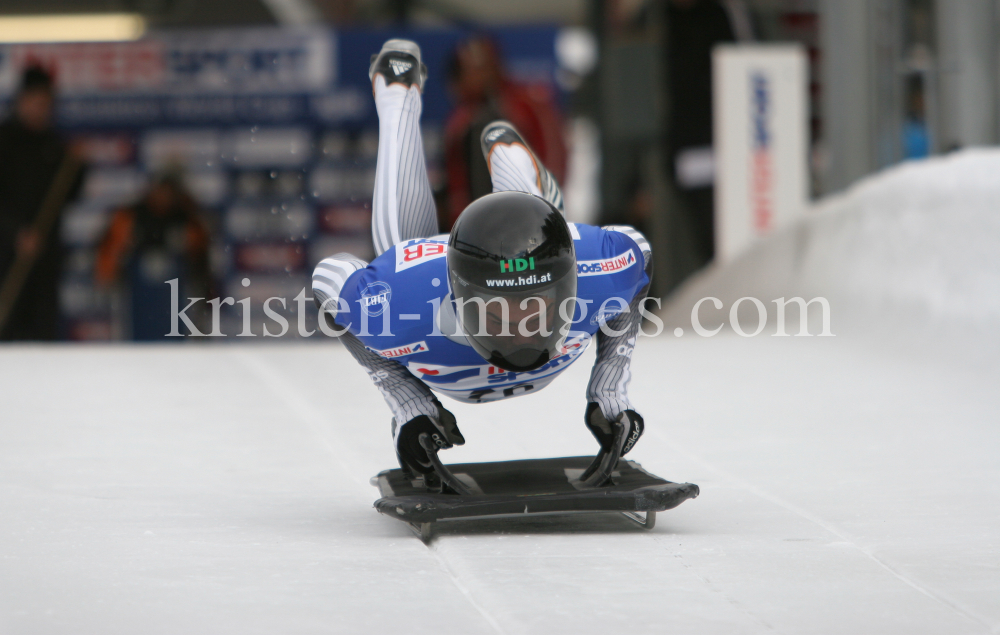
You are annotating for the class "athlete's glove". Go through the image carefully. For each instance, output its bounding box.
[585,402,644,457]
[393,402,465,475]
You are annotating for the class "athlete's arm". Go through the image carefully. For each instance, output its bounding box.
[584,227,652,455]
[338,330,441,424]
[340,330,465,474]
[313,253,441,424]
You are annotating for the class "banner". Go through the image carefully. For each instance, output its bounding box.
[0,28,335,97]
[0,26,561,339]
[713,45,808,262]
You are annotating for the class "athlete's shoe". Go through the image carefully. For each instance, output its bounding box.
[369,39,427,91]
[480,120,564,211]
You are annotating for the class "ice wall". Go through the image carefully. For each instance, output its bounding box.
[659,149,1000,359]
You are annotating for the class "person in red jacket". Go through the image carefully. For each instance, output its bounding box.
[442,36,566,230]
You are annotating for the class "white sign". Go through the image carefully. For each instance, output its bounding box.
[713,45,808,261]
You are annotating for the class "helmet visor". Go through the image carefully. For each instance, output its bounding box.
[452,274,577,372]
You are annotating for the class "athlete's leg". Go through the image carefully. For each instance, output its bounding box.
[480,121,564,212]
[370,40,438,256]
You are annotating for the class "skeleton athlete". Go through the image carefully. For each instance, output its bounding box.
[312,40,653,476]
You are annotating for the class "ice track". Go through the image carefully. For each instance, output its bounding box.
[2,333,998,634]
[5,150,1000,633]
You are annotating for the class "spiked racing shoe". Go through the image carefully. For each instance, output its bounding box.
[480,120,564,211]
[369,39,427,91]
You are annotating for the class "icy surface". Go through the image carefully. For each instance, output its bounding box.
[1,336,998,634]
[4,150,1000,633]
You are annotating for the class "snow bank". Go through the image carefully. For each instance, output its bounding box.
[659,149,1000,356]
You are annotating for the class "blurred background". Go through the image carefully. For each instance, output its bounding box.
[0,0,995,342]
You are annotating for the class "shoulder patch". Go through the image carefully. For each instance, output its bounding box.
[602,225,651,266]
[359,281,392,316]
[577,248,637,277]
[395,237,448,272]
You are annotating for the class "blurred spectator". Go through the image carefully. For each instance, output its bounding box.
[662,0,736,272]
[443,35,567,229]
[95,173,211,341]
[596,0,740,298]
[903,75,930,159]
[0,65,84,341]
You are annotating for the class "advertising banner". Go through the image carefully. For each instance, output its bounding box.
[713,45,808,262]
[0,26,560,339]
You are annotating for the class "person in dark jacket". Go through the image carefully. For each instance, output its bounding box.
[664,0,735,269]
[95,173,211,341]
[0,66,83,341]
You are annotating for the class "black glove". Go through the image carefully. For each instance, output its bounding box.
[585,402,644,457]
[394,402,465,475]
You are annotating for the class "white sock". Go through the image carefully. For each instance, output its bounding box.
[487,142,544,197]
[372,76,438,256]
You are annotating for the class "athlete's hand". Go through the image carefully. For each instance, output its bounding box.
[585,402,644,457]
[394,403,465,474]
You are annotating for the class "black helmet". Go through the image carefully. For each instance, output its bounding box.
[448,191,577,372]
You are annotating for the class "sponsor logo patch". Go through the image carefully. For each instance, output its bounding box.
[360,281,392,316]
[484,272,552,287]
[576,249,636,277]
[484,127,506,142]
[370,340,429,359]
[395,238,448,272]
[500,257,534,273]
[590,306,625,325]
[389,59,412,76]
[559,333,591,354]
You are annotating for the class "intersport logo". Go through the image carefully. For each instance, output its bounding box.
[576,249,636,277]
[371,340,429,359]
